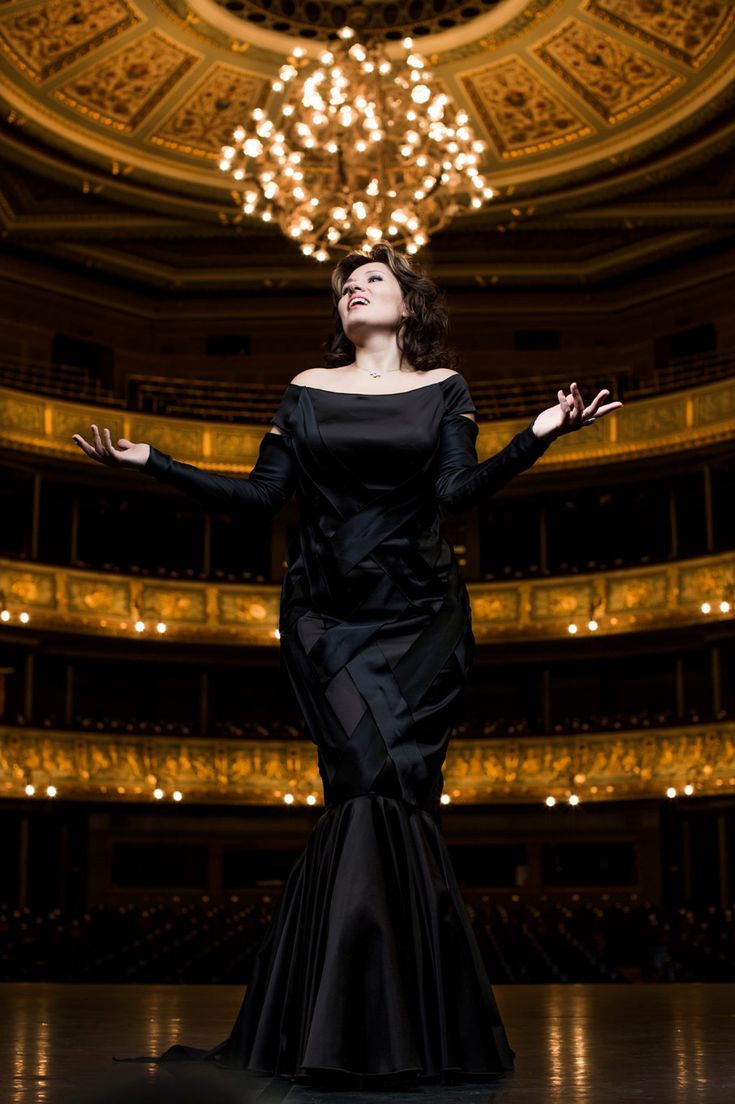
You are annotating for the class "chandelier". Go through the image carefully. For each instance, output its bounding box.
[218,26,494,261]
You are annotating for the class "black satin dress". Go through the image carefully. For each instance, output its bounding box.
[127,373,552,1087]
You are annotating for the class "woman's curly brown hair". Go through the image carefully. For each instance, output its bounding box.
[323,242,459,373]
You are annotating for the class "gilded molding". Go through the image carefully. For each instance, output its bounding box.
[1,551,732,645]
[3,374,735,473]
[3,721,735,805]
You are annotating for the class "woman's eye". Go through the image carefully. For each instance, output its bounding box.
[343,274,382,296]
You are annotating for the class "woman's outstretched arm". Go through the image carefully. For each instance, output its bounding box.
[435,382,622,513]
[72,423,295,516]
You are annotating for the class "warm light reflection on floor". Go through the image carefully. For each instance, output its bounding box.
[2,983,733,1103]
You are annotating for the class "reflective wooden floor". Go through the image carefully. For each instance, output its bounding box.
[2,983,734,1103]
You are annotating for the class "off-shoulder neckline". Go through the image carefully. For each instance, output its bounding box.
[286,375,464,398]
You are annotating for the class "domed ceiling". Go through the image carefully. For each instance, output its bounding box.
[0,0,733,290]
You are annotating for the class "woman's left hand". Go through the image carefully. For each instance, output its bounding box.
[532,382,623,440]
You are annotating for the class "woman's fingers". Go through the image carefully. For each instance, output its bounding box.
[570,382,585,414]
[91,423,107,456]
[557,389,571,422]
[71,425,123,465]
[103,426,121,459]
[71,432,97,459]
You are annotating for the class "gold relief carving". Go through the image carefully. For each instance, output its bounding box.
[0,0,140,83]
[143,425,206,462]
[616,395,687,442]
[678,562,735,605]
[535,18,682,125]
[694,385,735,426]
[140,583,206,623]
[67,575,131,616]
[53,29,198,133]
[0,391,44,438]
[149,63,267,159]
[4,722,735,805]
[586,0,735,69]
[436,0,564,64]
[606,571,669,613]
[476,422,533,462]
[53,404,125,444]
[470,588,520,624]
[1,554,734,643]
[211,427,267,469]
[0,565,56,608]
[531,581,595,620]
[218,588,279,626]
[460,56,592,160]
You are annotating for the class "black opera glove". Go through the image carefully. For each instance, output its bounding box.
[141,431,296,516]
[434,414,552,514]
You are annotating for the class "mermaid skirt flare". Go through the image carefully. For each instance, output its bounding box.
[151,794,514,1085]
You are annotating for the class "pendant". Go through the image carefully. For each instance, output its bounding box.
[368,370,381,378]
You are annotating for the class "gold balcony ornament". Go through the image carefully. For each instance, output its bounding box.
[218,26,493,260]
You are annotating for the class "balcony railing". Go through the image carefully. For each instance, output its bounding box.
[2,349,734,423]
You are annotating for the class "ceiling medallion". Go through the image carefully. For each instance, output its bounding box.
[217,25,494,261]
[213,0,505,41]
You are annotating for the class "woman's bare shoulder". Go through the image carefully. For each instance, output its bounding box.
[289,367,334,387]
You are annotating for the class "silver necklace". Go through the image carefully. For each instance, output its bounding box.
[357,364,402,379]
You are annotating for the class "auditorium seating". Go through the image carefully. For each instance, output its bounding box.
[0,356,121,407]
[1,895,731,984]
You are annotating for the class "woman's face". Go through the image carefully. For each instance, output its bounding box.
[336,260,407,341]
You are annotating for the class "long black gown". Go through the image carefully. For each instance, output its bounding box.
[128,373,552,1087]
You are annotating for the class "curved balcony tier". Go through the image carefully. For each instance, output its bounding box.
[2,719,733,807]
[1,552,732,645]
[2,372,735,472]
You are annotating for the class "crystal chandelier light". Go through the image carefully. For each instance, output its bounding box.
[218,26,494,262]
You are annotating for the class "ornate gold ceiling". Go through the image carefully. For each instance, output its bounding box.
[0,0,733,216]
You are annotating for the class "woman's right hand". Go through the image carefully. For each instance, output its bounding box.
[72,424,151,469]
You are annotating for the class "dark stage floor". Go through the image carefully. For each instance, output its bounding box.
[2,982,733,1103]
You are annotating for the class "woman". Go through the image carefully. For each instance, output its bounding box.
[73,243,622,1089]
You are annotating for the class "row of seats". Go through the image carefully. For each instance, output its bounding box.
[0,358,119,406]
[3,352,733,423]
[5,708,729,740]
[1,895,730,983]
[454,708,730,738]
